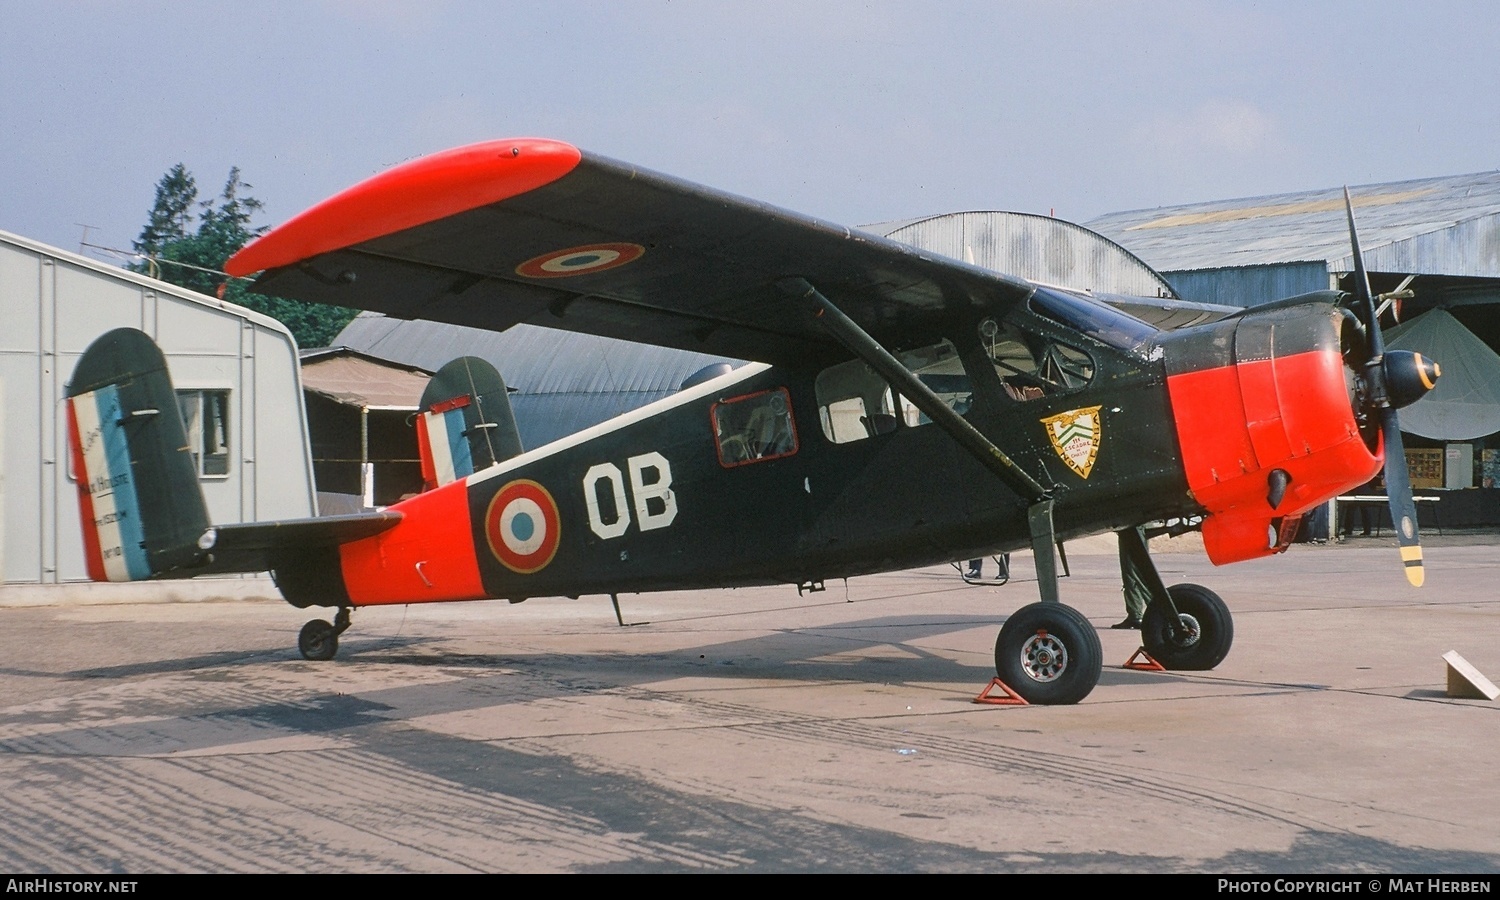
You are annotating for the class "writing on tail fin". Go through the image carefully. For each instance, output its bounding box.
[66,328,212,581]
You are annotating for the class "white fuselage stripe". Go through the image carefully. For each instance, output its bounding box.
[466,363,769,488]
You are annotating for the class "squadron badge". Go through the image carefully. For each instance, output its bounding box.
[1041,406,1103,479]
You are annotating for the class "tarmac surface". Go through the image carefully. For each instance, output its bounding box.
[1,533,1498,873]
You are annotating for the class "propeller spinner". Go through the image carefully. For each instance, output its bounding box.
[1343,188,1440,586]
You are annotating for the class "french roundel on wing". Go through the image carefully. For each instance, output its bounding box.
[484,479,562,574]
[515,243,645,279]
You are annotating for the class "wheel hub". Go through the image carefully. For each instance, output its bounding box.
[1019,630,1069,682]
[1169,613,1202,648]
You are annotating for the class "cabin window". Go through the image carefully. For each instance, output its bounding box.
[815,360,895,443]
[712,388,798,466]
[894,340,973,427]
[176,389,231,477]
[978,317,1094,400]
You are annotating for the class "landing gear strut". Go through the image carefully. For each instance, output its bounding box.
[795,278,1102,701]
[1141,583,1234,670]
[1120,526,1234,670]
[298,606,352,661]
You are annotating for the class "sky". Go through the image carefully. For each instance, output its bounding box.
[3,1,1498,269]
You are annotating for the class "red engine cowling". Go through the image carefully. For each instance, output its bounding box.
[1162,299,1382,564]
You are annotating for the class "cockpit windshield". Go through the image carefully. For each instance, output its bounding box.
[1029,286,1157,352]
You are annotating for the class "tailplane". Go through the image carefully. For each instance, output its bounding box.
[415,356,522,489]
[66,328,212,581]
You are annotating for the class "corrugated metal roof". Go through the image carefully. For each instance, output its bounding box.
[335,314,742,446]
[337,315,737,395]
[0,228,300,340]
[1085,171,1500,276]
[867,211,1176,298]
[300,349,430,408]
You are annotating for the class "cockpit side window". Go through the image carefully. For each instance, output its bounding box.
[814,341,978,441]
[978,316,1094,400]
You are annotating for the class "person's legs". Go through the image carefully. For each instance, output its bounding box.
[1114,528,1150,628]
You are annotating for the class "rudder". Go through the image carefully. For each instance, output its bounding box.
[67,328,211,581]
[415,356,522,490]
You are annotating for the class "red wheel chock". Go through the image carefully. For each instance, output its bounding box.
[1123,648,1165,671]
[973,677,1029,705]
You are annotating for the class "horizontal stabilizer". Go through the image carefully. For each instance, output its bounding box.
[194,511,404,576]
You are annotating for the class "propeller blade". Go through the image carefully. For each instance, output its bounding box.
[1379,411,1424,587]
[1343,187,1383,356]
[1346,188,1425,587]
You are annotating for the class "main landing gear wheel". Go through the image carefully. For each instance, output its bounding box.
[994,601,1103,705]
[298,607,352,661]
[1141,583,1234,671]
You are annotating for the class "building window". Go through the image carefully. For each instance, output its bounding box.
[177,390,231,477]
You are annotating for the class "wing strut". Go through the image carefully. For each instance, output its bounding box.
[782,278,1064,603]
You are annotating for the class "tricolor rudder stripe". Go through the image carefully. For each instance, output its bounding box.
[417,396,475,488]
[68,386,151,582]
[67,327,213,582]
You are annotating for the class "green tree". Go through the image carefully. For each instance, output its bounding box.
[133,163,198,261]
[132,166,358,348]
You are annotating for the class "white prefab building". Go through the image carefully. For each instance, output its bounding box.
[0,230,316,585]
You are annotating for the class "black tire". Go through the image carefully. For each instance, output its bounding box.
[298,619,339,661]
[994,602,1103,705]
[1141,583,1233,670]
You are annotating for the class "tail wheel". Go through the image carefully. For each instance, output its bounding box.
[994,602,1102,705]
[298,619,338,661]
[1141,583,1233,670]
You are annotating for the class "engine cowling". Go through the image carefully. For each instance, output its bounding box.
[1159,295,1383,564]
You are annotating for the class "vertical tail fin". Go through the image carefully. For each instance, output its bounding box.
[66,328,211,581]
[415,356,522,490]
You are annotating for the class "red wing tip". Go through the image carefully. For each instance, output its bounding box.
[225,138,583,277]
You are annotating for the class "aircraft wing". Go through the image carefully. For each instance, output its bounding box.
[226,139,1039,366]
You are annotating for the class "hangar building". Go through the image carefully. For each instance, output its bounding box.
[0,230,316,586]
[1087,172,1500,523]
